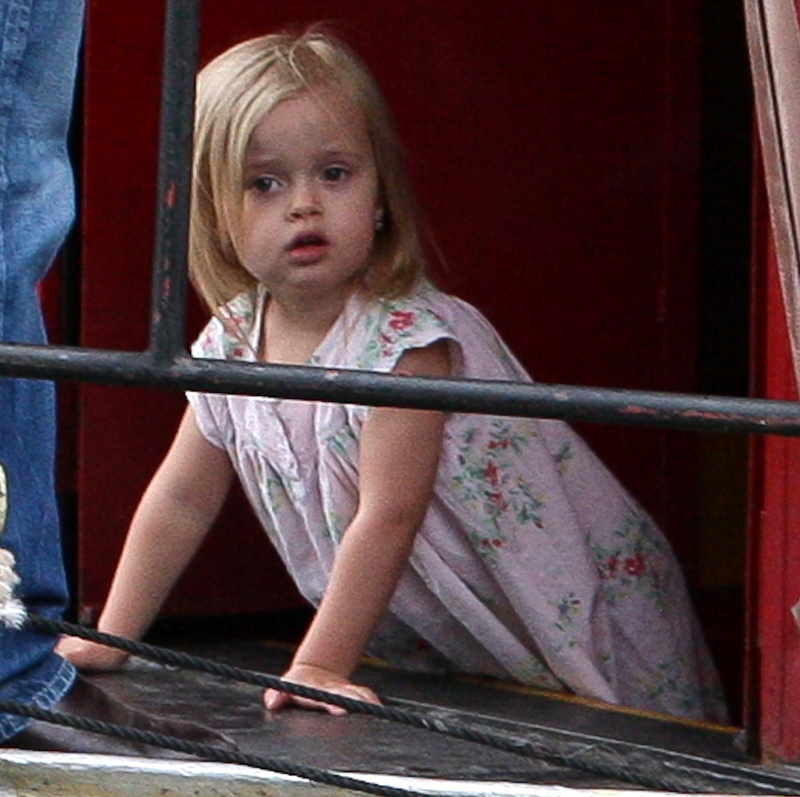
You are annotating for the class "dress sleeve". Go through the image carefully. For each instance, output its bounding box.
[364,294,464,375]
[184,292,259,449]
[368,290,533,384]
[185,315,233,450]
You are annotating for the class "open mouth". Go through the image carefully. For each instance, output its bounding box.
[287,233,328,252]
[285,233,330,265]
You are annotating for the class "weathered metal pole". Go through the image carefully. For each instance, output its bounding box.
[147,0,201,363]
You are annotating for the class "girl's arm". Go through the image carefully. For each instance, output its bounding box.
[265,340,450,714]
[56,406,234,669]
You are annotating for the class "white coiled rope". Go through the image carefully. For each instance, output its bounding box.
[0,464,26,629]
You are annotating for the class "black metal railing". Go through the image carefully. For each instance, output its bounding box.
[0,0,796,439]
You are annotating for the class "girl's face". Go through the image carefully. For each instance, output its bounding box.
[235,85,381,306]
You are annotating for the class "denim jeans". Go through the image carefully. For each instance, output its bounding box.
[0,0,84,740]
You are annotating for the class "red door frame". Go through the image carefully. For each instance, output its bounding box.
[746,0,800,762]
[750,177,800,762]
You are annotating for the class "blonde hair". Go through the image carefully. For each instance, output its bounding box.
[190,29,428,317]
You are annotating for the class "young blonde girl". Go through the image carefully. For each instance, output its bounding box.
[59,30,727,722]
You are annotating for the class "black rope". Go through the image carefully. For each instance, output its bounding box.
[15,613,800,795]
[0,697,418,797]
[27,614,407,718]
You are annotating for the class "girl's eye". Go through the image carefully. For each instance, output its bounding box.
[252,176,280,193]
[322,166,348,183]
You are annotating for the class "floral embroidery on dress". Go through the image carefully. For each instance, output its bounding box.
[637,658,712,718]
[326,424,358,459]
[553,441,574,474]
[592,514,670,611]
[358,295,454,370]
[450,419,545,563]
[512,656,565,690]
[264,475,287,513]
[195,292,257,362]
[323,509,349,544]
[554,592,583,638]
[388,309,415,331]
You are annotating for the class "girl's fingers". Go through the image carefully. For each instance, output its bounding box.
[306,697,347,716]
[55,637,128,671]
[263,683,380,715]
[263,688,290,711]
[341,684,380,704]
[264,689,347,715]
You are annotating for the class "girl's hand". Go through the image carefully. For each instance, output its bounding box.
[263,663,380,716]
[55,636,130,672]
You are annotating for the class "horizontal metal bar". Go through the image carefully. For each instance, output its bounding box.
[0,341,796,435]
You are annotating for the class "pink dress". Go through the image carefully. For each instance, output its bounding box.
[188,283,727,721]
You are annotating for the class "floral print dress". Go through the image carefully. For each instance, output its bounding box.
[188,283,727,722]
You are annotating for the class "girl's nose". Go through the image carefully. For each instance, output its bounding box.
[287,182,321,220]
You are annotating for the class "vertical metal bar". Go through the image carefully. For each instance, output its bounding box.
[148,0,201,362]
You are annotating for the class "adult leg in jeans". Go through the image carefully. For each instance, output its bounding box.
[0,0,84,742]
[0,0,235,755]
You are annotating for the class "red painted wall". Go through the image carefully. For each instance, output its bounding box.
[749,156,800,760]
[78,1,704,620]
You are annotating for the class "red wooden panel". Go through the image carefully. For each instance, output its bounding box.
[744,0,800,761]
[78,1,704,619]
[750,171,800,761]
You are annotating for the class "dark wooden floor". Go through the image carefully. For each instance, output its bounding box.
[69,630,800,795]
